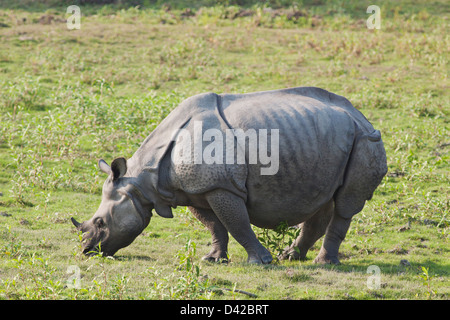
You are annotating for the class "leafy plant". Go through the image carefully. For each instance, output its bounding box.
[171,239,213,299]
[254,222,301,262]
[418,266,436,299]
[0,225,24,257]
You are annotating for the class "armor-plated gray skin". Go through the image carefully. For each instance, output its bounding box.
[72,87,387,264]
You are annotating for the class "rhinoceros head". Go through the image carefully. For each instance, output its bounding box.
[71,158,154,256]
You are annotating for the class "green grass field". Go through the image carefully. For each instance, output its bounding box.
[0,0,448,300]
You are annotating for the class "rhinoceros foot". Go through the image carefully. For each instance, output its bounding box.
[201,248,229,264]
[278,246,302,261]
[313,252,341,265]
[246,246,273,264]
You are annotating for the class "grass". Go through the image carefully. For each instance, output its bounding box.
[0,0,449,300]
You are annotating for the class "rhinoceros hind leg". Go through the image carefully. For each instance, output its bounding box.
[280,199,334,261]
[188,206,229,263]
[205,190,273,264]
[313,132,387,265]
[314,213,352,265]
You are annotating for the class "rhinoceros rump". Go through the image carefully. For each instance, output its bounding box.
[72,87,387,264]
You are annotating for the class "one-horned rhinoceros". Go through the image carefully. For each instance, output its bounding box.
[71,87,387,264]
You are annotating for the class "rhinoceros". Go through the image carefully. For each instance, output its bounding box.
[71,86,387,264]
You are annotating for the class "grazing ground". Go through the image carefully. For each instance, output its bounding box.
[0,0,448,300]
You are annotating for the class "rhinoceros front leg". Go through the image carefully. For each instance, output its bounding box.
[188,206,229,263]
[205,189,273,264]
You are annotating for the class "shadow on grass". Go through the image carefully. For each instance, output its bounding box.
[239,257,449,277]
[115,254,155,262]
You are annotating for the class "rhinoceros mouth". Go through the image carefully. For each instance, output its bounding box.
[82,242,115,257]
[82,246,97,256]
[83,247,111,256]
[82,236,114,256]
[72,217,115,255]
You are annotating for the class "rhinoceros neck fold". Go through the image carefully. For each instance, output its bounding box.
[123,92,223,208]
[128,92,220,175]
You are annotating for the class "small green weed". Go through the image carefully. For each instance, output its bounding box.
[418,266,436,300]
[254,222,301,262]
[147,238,213,299]
[0,225,24,257]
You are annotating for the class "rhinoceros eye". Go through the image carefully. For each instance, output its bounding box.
[94,217,105,229]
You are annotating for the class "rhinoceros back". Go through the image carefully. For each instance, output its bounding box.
[220,87,370,227]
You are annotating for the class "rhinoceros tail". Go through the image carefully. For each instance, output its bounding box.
[333,129,387,219]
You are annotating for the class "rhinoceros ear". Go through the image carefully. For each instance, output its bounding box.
[98,159,112,175]
[111,157,127,181]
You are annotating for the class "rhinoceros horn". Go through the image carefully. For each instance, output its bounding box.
[71,217,82,229]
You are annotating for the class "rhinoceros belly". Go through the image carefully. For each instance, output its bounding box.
[221,91,356,228]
